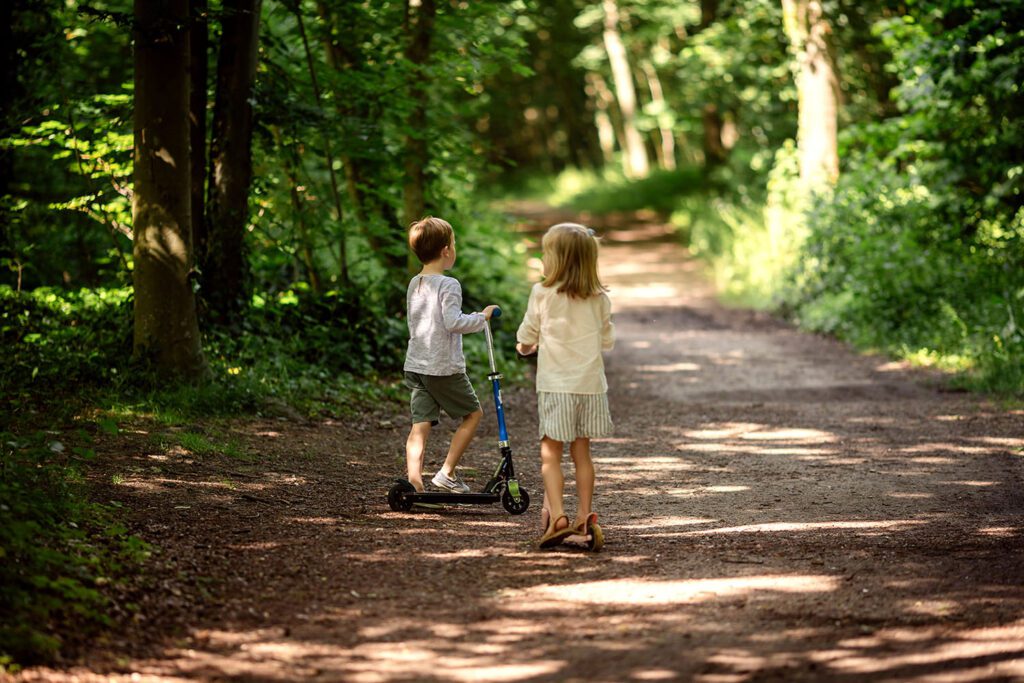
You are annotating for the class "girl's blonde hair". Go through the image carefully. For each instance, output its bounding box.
[541,223,607,298]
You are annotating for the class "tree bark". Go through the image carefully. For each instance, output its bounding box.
[190,0,208,267]
[602,0,649,179]
[316,2,404,276]
[132,0,206,376]
[640,60,675,171]
[782,0,839,186]
[697,0,729,170]
[402,0,437,275]
[292,3,348,284]
[588,79,616,165]
[0,0,15,243]
[203,0,261,325]
[702,103,728,168]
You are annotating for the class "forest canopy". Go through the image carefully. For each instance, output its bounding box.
[1,0,1021,400]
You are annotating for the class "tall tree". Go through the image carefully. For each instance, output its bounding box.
[132,0,206,376]
[698,0,728,169]
[602,0,649,179]
[203,0,262,325]
[401,0,437,252]
[782,0,839,185]
[190,0,209,265]
[316,2,404,275]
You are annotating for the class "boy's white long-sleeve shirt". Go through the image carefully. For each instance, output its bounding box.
[516,282,614,394]
[404,274,486,376]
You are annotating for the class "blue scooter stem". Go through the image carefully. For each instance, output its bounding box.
[483,308,510,444]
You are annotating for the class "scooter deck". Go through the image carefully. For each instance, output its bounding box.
[403,491,500,505]
[394,479,501,506]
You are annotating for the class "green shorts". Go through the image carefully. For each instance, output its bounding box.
[404,371,481,425]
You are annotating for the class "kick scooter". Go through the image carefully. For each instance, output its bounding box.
[387,308,531,515]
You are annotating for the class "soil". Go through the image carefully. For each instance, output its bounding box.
[11,205,1024,682]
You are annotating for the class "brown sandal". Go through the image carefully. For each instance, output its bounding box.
[537,515,573,549]
[573,513,604,552]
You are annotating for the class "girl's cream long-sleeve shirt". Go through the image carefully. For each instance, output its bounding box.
[516,282,614,394]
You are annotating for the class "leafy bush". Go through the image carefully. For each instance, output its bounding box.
[0,431,148,667]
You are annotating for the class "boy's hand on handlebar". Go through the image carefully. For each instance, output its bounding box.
[482,305,500,320]
[516,342,537,356]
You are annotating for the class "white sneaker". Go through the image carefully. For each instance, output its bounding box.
[431,470,471,493]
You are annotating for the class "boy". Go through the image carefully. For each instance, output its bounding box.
[404,216,498,493]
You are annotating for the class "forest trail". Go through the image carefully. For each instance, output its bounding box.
[16,208,1024,682]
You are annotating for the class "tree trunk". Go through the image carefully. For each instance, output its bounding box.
[317,2,403,276]
[0,0,14,242]
[402,0,437,274]
[602,0,649,179]
[586,72,624,167]
[640,60,675,171]
[782,0,839,186]
[273,126,322,293]
[292,3,348,284]
[203,0,261,325]
[702,103,728,168]
[190,0,208,267]
[697,0,729,171]
[700,0,718,29]
[132,0,206,376]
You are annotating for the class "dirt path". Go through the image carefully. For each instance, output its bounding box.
[16,208,1024,682]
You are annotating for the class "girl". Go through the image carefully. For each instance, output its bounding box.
[516,223,615,549]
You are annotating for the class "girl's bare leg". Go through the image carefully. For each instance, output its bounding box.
[570,437,594,528]
[540,436,568,531]
[405,421,432,492]
[440,409,482,476]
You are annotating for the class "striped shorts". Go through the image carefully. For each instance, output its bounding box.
[537,392,613,442]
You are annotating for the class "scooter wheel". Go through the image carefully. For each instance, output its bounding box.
[388,480,415,512]
[501,486,530,515]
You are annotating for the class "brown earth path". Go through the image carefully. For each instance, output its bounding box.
[12,206,1024,682]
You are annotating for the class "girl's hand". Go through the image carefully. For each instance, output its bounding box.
[482,305,500,319]
[516,342,537,356]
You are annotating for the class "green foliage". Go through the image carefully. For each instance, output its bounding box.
[0,431,149,665]
[778,3,1024,394]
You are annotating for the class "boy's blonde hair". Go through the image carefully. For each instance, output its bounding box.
[541,222,607,298]
[408,216,454,264]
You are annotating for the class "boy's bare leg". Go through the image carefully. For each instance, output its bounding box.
[541,437,568,531]
[406,421,432,492]
[570,437,594,528]
[439,409,482,476]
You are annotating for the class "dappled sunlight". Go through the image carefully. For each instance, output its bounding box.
[811,622,1024,678]
[499,574,840,608]
[683,423,765,439]
[679,423,838,444]
[675,442,836,457]
[902,443,993,455]
[910,456,956,464]
[969,436,1024,447]
[618,517,719,530]
[636,361,702,373]
[614,283,690,301]
[741,428,836,442]
[685,520,925,536]
[421,548,493,560]
[977,526,1020,537]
